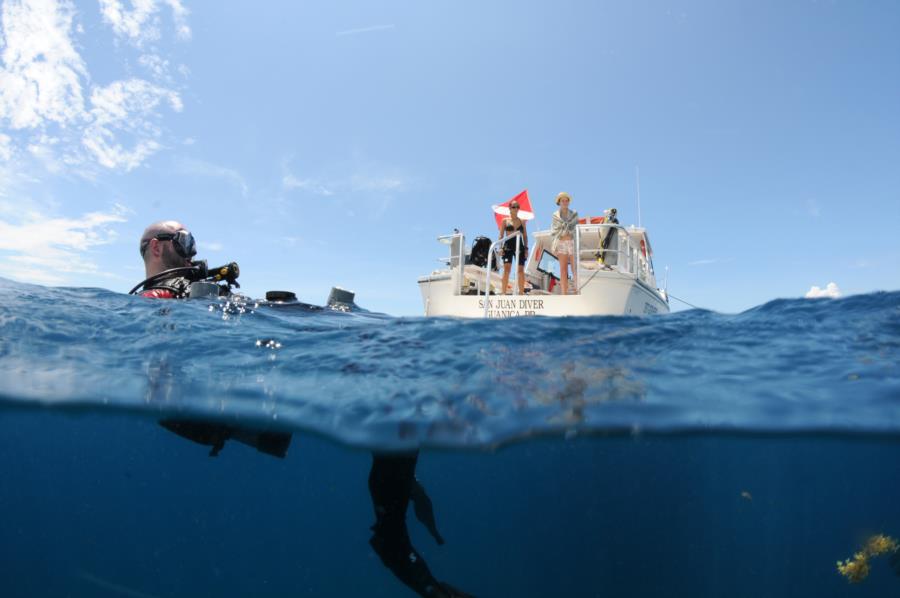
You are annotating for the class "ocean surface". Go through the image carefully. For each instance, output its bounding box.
[1,276,898,597]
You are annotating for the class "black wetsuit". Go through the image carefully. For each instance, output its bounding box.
[369,453,472,598]
[140,275,193,299]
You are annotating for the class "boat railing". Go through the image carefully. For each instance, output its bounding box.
[575,224,654,287]
[437,232,465,266]
[575,224,629,270]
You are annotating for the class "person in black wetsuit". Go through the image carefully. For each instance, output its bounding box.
[498,199,528,295]
[135,220,474,598]
[369,453,474,598]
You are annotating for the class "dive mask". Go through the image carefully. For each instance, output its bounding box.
[145,230,196,259]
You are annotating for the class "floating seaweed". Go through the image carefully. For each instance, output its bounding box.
[865,534,899,557]
[837,552,871,583]
[836,534,900,583]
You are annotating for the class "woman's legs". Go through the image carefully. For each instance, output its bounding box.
[517,265,525,294]
[570,257,577,293]
[559,254,569,295]
[501,261,512,294]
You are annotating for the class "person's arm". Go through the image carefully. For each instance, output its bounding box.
[522,222,528,248]
[498,218,508,240]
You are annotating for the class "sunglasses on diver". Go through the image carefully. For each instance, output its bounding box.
[142,230,197,259]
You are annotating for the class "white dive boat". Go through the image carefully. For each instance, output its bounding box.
[418,216,670,318]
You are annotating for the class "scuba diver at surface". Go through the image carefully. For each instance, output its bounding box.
[132,220,475,598]
[133,220,288,456]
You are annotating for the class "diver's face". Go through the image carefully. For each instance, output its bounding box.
[160,240,191,269]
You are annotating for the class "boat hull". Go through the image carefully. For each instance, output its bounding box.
[418,273,669,318]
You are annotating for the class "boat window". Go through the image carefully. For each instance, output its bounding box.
[536,250,561,280]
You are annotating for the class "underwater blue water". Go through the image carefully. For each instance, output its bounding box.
[1,277,899,597]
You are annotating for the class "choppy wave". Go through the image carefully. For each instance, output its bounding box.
[0,277,898,449]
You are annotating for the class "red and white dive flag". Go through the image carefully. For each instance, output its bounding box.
[492,189,535,228]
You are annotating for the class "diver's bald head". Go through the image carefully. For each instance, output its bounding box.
[140,220,193,277]
[140,220,187,257]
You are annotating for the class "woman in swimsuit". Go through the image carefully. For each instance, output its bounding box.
[498,199,528,295]
[551,192,578,295]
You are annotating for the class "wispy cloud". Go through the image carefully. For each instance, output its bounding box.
[0,202,128,284]
[176,157,249,196]
[336,24,395,37]
[0,0,187,173]
[278,155,413,221]
[349,173,406,192]
[282,174,334,196]
[805,282,841,299]
[84,79,183,171]
[282,168,411,197]
[688,257,732,266]
[99,0,191,46]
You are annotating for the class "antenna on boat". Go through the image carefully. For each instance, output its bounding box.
[635,166,642,228]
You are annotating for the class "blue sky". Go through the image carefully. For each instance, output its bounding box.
[1,0,898,314]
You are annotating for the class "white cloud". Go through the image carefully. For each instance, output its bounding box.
[138,53,169,79]
[82,78,182,171]
[0,0,87,129]
[0,0,187,173]
[99,0,190,46]
[165,0,190,40]
[336,24,395,37]
[0,203,127,284]
[199,241,222,252]
[805,282,842,299]
[176,157,248,196]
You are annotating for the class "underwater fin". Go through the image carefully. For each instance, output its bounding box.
[368,533,442,598]
[231,429,293,458]
[410,478,445,545]
[159,420,232,457]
